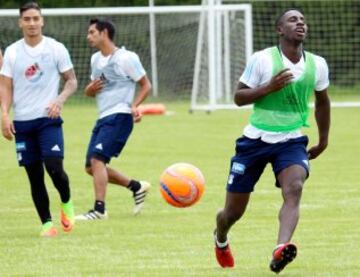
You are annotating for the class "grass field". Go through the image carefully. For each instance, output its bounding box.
[0,99,359,276]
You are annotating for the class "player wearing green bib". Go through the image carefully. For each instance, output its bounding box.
[214,9,330,273]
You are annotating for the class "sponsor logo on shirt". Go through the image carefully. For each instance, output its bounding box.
[25,62,43,82]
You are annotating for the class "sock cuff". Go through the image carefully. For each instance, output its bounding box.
[214,231,228,248]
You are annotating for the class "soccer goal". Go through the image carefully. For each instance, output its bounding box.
[191,0,252,112]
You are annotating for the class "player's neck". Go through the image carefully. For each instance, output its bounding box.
[24,34,43,47]
[279,43,303,63]
[100,43,117,57]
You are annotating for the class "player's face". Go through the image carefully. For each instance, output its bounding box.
[277,10,307,42]
[87,24,103,48]
[19,9,43,38]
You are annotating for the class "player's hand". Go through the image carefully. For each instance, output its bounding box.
[266,68,294,93]
[85,79,103,97]
[307,142,328,160]
[132,106,142,123]
[1,114,15,141]
[46,100,63,119]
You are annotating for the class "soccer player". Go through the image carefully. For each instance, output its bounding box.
[0,1,78,237]
[75,18,152,220]
[214,8,330,273]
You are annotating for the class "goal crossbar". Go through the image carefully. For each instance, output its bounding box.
[0,5,252,16]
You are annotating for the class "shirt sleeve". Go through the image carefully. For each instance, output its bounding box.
[315,56,329,92]
[120,52,146,82]
[0,47,16,78]
[239,51,265,88]
[90,54,96,80]
[55,43,73,73]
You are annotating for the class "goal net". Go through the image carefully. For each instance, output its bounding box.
[223,0,360,105]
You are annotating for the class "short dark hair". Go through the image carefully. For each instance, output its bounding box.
[20,1,41,16]
[275,8,304,27]
[89,18,116,41]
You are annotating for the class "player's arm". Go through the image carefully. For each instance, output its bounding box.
[132,75,152,122]
[47,69,78,119]
[84,79,103,97]
[234,69,294,106]
[0,75,15,140]
[307,89,330,160]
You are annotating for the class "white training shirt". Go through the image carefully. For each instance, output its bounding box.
[0,36,73,121]
[90,47,146,119]
[239,48,329,143]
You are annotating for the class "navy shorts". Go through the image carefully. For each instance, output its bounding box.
[85,113,133,167]
[14,117,64,166]
[226,136,309,193]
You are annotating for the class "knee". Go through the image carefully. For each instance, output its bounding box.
[44,158,66,178]
[283,179,303,201]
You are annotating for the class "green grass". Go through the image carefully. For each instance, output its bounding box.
[0,102,359,276]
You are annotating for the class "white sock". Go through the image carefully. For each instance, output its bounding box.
[214,232,228,248]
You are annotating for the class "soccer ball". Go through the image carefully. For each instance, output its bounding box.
[159,163,205,208]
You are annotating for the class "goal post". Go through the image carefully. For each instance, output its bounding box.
[190,1,253,111]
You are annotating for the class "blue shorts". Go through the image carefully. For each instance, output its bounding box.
[226,136,309,193]
[85,113,133,167]
[14,117,64,166]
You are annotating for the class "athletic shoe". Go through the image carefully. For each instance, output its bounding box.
[214,230,234,268]
[75,209,108,220]
[40,221,58,237]
[133,181,151,215]
[269,242,297,273]
[60,200,75,232]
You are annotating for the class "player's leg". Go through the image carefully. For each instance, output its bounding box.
[90,156,108,211]
[14,119,57,237]
[216,192,250,243]
[89,113,150,214]
[214,136,268,268]
[39,118,74,232]
[277,165,307,244]
[215,192,250,268]
[78,119,109,220]
[269,136,309,273]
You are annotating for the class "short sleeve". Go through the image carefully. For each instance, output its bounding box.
[120,52,146,82]
[315,56,329,92]
[239,51,269,88]
[55,43,73,73]
[90,54,96,80]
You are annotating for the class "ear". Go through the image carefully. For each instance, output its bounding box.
[276,25,283,36]
[103,28,109,39]
[18,18,22,29]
